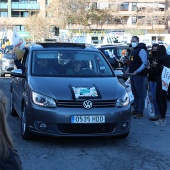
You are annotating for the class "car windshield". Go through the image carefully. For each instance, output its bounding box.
[31,50,114,77]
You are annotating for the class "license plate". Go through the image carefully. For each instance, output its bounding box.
[71,115,105,123]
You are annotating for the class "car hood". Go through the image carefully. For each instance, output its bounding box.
[29,77,125,100]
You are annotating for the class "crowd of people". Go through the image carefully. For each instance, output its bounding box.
[121,35,170,126]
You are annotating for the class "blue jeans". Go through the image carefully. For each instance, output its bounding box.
[149,81,160,116]
[130,75,147,114]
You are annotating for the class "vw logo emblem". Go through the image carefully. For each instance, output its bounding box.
[83,100,92,109]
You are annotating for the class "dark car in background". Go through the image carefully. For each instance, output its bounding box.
[0,45,15,77]
[96,44,129,69]
[10,42,131,140]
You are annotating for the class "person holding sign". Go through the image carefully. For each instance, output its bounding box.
[147,43,160,121]
[152,45,170,126]
[12,29,25,61]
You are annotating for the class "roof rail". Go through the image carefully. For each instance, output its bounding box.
[44,39,57,42]
[35,42,95,48]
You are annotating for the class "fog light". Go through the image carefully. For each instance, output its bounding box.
[122,122,128,129]
[39,123,48,130]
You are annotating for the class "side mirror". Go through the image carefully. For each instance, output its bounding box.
[10,69,25,78]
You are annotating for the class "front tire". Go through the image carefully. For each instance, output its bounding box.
[21,106,32,140]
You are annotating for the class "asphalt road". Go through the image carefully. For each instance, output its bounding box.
[1,77,170,170]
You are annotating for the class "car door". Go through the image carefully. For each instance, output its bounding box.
[12,49,29,117]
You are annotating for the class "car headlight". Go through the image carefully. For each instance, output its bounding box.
[116,92,129,107]
[32,91,56,108]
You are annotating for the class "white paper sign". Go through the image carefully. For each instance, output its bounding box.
[108,51,115,58]
[125,77,131,86]
[12,29,26,50]
[145,90,155,117]
[161,66,170,91]
[72,87,98,99]
[125,77,134,103]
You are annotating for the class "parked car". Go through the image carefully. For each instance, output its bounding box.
[96,44,129,69]
[0,45,15,77]
[10,42,131,140]
[0,49,3,59]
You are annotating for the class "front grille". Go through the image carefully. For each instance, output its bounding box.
[57,123,117,134]
[56,100,116,108]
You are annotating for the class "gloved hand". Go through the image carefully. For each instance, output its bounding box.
[12,52,17,60]
[132,71,137,75]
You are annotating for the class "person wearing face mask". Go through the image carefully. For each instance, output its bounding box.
[126,36,148,119]
[147,43,160,121]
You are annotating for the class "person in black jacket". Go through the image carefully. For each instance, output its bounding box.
[0,90,22,170]
[152,45,170,126]
[147,43,160,121]
[126,36,148,119]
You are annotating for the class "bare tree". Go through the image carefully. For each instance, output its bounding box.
[136,4,167,34]
[24,12,52,42]
[46,0,124,32]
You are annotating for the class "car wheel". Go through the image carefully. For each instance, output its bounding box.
[21,106,32,140]
[10,92,18,117]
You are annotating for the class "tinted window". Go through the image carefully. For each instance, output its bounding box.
[31,50,114,77]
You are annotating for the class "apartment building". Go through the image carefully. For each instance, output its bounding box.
[0,0,170,44]
[0,0,46,43]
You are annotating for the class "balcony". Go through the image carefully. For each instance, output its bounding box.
[0,3,8,9]
[137,0,165,2]
[119,11,136,16]
[0,17,27,25]
[0,2,40,10]
[12,2,40,10]
[70,23,167,31]
[118,0,166,2]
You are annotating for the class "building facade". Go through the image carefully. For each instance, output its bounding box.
[0,0,170,44]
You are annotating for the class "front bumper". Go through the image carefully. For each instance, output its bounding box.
[27,104,131,137]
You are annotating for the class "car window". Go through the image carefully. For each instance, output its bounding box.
[116,47,128,59]
[103,48,115,58]
[5,46,13,54]
[31,50,114,77]
[21,49,29,68]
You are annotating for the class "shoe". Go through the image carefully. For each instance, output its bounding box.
[154,118,166,126]
[149,115,160,121]
[134,113,143,119]
[131,110,138,115]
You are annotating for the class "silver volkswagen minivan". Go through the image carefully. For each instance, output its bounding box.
[10,43,131,140]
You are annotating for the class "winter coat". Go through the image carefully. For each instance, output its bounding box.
[148,56,157,82]
[155,56,170,83]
